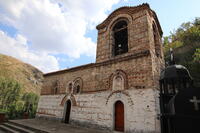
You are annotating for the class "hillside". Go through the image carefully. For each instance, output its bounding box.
[0,54,43,94]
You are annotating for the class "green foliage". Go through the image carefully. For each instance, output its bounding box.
[181,26,200,45]
[164,40,183,53]
[0,108,8,113]
[0,77,21,110]
[164,18,200,50]
[0,77,39,119]
[22,92,39,118]
[194,17,200,26]
[193,48,200,62]
[164,17,200,87]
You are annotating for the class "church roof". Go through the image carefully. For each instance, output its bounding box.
[96,3,163,36]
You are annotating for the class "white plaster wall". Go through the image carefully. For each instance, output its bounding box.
[37,88,160,133]
[37,94,65,119]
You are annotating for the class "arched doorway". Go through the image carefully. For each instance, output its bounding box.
[64,100,71,123]
[114,100,124,131]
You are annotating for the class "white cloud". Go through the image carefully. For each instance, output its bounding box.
[0,30,59,72]
[0,0,121,72]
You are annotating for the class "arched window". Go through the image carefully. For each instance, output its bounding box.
[68,83,72,93]
[54,87,58,94]
[76,85,80,93]
[73,84,80,94]
[72,78,83,94]
[52,80,60,95]
[113,20,128,56]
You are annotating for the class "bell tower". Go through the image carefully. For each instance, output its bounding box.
[95,3,163,63]
[112,20,128,56]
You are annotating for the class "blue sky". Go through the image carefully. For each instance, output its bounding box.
[0,0,199,73]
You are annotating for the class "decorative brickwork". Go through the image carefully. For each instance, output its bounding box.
[72,77,83,94]
[37,3,164,133]
[105,90,134,106]
[109,69,128,90]
[60,94,77,106]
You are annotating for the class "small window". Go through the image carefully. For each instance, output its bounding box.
[54,87,58,94]
[72,78,83,95]
[76,85,80,93]
[53,80,60,95]
[73,82,81,94]
[73,84,80,94]
[68,83,72,93]
[113,20,128,56]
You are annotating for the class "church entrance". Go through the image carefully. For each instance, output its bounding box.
[114,100,124,131]
[64,100,71,123]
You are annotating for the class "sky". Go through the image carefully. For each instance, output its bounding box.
[0,0,199,73]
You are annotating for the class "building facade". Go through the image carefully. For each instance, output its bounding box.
[37,3,164,133]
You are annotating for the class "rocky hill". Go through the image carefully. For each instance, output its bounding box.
[0,54,43,94]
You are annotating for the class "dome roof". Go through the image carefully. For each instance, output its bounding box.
[160,65,192,80]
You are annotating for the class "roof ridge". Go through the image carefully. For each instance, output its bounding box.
[96,3,150,30]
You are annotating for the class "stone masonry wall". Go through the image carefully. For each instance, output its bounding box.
[96,9,151,63]
[38,4,164,133]
[41,54,154,95]
[37,88,160,133]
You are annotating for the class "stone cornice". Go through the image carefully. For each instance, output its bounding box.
[44,50,150,77]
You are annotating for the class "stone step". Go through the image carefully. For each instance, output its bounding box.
[8,121,48,133]
[3,122,35,133]
[0,125,19,133]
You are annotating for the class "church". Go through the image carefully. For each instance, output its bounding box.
[37,3,164,133]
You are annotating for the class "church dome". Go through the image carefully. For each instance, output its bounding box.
[160,65,192,80]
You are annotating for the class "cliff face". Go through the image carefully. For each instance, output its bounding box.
[0,54,43,94]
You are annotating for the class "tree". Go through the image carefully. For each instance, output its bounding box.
[193,48,200,63]
[0,77,39,119]
[194,17,200,26]
[22,92,39,117]
[163,18,200,87]
[0,77,21,110]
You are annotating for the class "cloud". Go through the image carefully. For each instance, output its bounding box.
[0,0,121,72]
[0,30,59,72]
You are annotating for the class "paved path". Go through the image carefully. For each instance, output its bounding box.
[10,119,111,133]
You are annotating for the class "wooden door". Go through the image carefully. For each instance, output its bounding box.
[64,100,71,123]
[115,101,124,131]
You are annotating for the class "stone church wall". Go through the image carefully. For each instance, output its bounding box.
[37,50,161,133]
[37,4,163,133]
[41,54,154,95]
[37,88,160,133]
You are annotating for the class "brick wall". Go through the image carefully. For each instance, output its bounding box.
[41,53,154,95]
[96,9,150,63]
[37,4,164,133]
